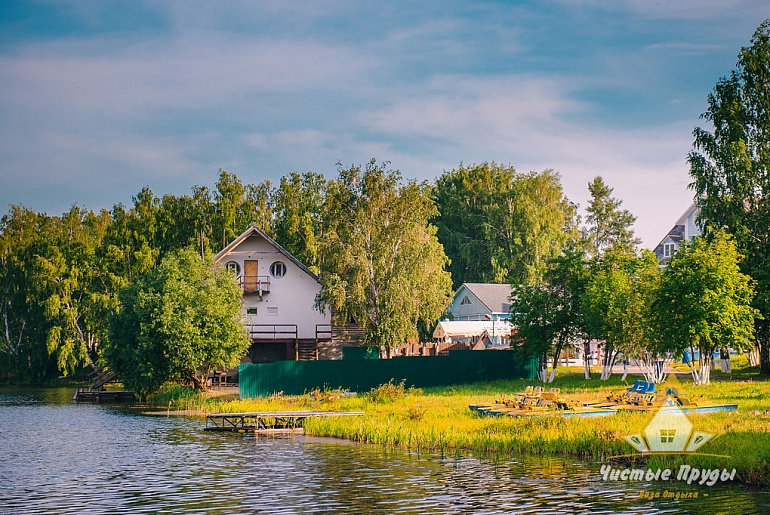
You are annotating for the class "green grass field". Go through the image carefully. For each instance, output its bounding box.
[153,355,770,485]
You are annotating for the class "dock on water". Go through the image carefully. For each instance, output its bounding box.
[205,411,364,433]
[73,388,136,404]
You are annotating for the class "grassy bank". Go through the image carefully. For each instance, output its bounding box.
[154,358,770,486]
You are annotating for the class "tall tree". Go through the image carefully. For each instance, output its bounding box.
[434,163,512,287]
[688,20,770,375]
[434,163,577,288]
[583,248,658,380]
[583,176,640,257]
[105,248,250,396]
[272,172,327,273]
[33,206,115,377]
[510,249,588,382]
[0,207,57,382]
[655,232,758,385]
[241,180,274,239]
[214,170,248,250]
[320,160,453,357]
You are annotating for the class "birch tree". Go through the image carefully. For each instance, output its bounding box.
[688,20,770,375]
[320,160,453,357]
[655,232,757,385]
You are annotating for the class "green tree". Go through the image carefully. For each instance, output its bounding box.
[583,248,658,380]
[214,170,248,250]
[241,180,274,239]
[320,160,453,357]
[655,232,758,385]
[434,163,577,288]
[33,206,115,377]
[688,20,770,375]
[583,176,641,257]
[272,172,327,273]
[105,248,250,396]
[510,249,588,382]
[0,207,57,382]
[434,163,511,287]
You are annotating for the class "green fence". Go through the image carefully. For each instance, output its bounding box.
[239,350,538,398]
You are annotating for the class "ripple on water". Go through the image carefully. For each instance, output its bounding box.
[1,389,769,514]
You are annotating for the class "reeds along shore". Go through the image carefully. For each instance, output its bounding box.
[152,359,770,486]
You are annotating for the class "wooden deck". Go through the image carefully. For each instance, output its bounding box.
[73,389,136,404]
[205,410,364,433]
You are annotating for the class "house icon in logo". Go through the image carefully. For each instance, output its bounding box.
[624,397,715,454]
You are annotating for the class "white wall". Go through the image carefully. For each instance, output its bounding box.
[449,286,488,320]
[220,234,329,339]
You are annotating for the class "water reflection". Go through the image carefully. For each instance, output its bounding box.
[0,388,767,514]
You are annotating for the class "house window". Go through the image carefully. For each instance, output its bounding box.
[270,261,286,278]
[663,243,676,258]
[225,261,241,274]
[660,429,676,444]
[267,307,278,316]
[460,295,472,305]
[246,308,257,315]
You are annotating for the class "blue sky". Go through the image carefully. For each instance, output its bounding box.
[0,1,766,248]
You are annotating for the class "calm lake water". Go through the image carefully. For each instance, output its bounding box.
[0,388,767,514]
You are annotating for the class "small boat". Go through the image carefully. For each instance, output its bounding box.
[588,381,738,414]
[469,403,616,418]
[469,386,615,418]
[470,382,738,418]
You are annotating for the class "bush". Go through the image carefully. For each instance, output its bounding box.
[367,379,422,403]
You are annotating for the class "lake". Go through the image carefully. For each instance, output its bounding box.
[0,388,767,514]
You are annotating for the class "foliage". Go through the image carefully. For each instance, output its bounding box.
[583,248,661,380]
[0,207,58,382]
[688,19,770,374]
[272,172,327,273]
[366,379,422,403]
[434,163,577,288]
[34,207,116,377]
[583,176,641,257]
[105,248,250,396]
[510,249,588,382]
[655,232,758,385]
[320,160,453,356]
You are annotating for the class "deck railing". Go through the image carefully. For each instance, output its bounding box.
[315,323,365,342]
[237,274,270,294]
[246,324,298,340]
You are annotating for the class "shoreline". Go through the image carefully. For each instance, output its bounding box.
[165,371,770,487]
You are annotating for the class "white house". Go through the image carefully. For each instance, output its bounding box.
[213,226,339,363]
[433,320,513,347]
[449,283,514,322]
[653,203,701,265]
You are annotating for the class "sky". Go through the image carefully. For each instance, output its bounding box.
[0,1,766,249]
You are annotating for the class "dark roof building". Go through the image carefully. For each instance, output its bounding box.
[653,203,701,265]
[448,283,514,321]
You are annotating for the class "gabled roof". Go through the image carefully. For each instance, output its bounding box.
[433,320,514,338]
[212,226,320,284]
[653,203,700,262]
[457,283,513,313]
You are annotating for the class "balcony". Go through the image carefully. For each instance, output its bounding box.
[237,274,270,295]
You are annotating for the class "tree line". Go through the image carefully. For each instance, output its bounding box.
[0,159,628,384]
[1,21,768,390]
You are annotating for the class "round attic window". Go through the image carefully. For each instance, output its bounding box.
[270,261,287,278]
[225,261,241,275]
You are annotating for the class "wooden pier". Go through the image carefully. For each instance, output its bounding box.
[205,410,364,433]
[73,388,136,404]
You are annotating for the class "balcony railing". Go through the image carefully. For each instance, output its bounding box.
[246,324,297,340]
[237,274,270,294]
[315,323,365,342]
